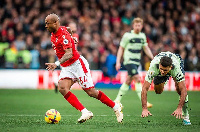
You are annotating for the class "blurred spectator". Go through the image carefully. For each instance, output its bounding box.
[30,44,40,69]
[0,42,9,68]
[14,34,25,51]
[121,10,134,26]
[4,42,17,69]
[103,44,118,79]
[39,48,48,69]
[16,46,31,69]
[0,0,199,71]
[186,48,200,71]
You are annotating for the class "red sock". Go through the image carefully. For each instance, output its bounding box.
[97,91,115,108]
[64,91,85,112]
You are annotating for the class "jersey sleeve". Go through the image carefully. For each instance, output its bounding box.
[170,66,185,82]
[145,57,159,83]
[120,33,128,48]
[61,32,73,50]
[145,65,156,83]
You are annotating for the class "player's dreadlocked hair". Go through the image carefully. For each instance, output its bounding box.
[160,56,172,67]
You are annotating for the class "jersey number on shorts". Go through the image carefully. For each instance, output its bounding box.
[79,76,87,84]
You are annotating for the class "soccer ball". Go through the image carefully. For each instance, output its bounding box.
[45,109,61,124]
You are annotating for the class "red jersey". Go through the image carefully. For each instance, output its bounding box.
[51,26,80,67]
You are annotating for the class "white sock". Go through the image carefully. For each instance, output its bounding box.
[81,108,89,113]
[184,115,190,120]
[113,103,119,111]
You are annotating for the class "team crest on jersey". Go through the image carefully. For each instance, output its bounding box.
[63,39,68,44]
[148,71,154,80]
[62,35,68,44]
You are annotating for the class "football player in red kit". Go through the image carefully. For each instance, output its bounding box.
[45,13,123,123]
[54,22,79,93]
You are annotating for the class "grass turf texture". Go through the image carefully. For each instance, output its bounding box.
[0,89,199,132]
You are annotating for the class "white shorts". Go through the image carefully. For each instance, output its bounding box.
[59,56,94,89]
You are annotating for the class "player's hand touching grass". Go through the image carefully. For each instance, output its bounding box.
[141,109,152,118]
[45,63,57,71]
[171,108,183,119]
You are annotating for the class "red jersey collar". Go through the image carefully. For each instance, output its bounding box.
[51,26,62,37]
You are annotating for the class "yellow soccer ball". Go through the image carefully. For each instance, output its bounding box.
[45,109,61,124]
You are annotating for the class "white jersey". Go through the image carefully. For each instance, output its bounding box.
[145,52,185,83]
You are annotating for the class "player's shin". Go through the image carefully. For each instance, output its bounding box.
[135,82,142,100]
[114,83,129,102]
[97,90,123,123]
[182,95,189,117]
[97,90,115,108]
[181,95,191,125]
[64,91,85,111]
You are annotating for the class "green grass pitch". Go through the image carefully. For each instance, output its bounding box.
[0,89,200,132]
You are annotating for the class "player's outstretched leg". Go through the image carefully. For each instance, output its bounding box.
[182,95,191,125]
[114,83,129,102]
[113,102,123,123]
[97,90,123,123]
[78,108,93,123]
[63,91,93,123]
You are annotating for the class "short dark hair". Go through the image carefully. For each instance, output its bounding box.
[160,56,172,67]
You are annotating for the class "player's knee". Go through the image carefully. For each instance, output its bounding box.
[58,87,64,92]
[134,78,140,83]
[58,83,65,90]
[85,89,98,98]
[155,89,163,94]
[87,92,97,98]
[58,86,70,96]
[133,75,140,83]
[125,79,132,85]
[154,84,164,94]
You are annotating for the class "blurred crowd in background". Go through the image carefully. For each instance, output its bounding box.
[0,0,200,74]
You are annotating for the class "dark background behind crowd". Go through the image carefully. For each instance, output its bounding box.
[0,0,200,73]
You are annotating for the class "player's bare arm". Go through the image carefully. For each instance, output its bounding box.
[116,46,124,71]
[171,80,187,119]
[59,48,73,64]
[141,80,152,117]
[143,45,153,60]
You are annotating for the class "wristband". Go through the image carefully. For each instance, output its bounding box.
[55,61,60,66]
